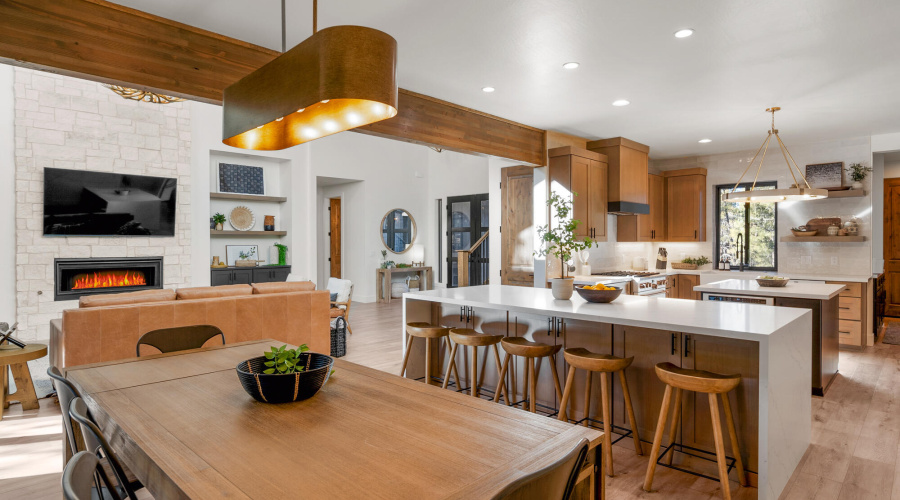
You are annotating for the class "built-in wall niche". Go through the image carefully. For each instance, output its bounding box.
[208,151,293,266]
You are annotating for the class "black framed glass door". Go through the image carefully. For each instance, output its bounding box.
[447,194,489,287]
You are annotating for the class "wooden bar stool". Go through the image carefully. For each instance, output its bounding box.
[400,323,460,387]
[1,343,48,421]
[557,348,642,477]
[492,337,563,414]
[643,362,748,500]
[442,329,509,403]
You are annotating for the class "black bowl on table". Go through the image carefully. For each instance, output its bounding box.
[574,285,623,303]
[236,352,334,404]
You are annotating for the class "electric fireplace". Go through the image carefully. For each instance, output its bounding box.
[54,257,163,301]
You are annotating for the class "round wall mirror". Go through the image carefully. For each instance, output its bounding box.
[381,209,416,253]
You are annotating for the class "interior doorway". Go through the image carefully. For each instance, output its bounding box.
[447,194,489,287]
[885,178,900,316]
[329,198,342,279]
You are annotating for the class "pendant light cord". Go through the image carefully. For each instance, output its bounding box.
[281,0,286,52]
[313,0,318,34]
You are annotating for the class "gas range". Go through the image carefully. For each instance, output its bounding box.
[591,271,660,278]
[591,271,667,296]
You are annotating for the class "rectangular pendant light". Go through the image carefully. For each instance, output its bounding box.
[223,26,398,150]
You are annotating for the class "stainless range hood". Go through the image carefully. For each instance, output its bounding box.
[587,137,650,215]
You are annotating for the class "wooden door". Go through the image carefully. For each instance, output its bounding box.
[667,175,705,241]
[501,166,535,286]
[329,198,341,278]
[611,326,681,442]
[588,160,608,241]
[885,179,900,316]
[681,334,759,473]
[649,174,667,241]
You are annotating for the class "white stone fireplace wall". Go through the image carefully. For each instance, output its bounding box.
[13,68,193,341]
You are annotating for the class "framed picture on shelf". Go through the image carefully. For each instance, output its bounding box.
[805,162,844,190]
[225,244,259,266]
[218,163,265,195]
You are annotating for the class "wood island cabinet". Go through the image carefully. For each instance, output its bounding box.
[548,146,609,241]
[664,168,707,242]
[666,274,700,300]
[618,173,666,242]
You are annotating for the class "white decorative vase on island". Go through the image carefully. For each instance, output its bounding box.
[550,277,575,300]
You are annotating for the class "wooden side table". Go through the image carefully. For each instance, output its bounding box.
[376,266,434,304]
[1,343,48,420]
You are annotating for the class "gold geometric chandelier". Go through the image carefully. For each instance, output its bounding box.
[105,85,185,104]
[725,107,828,203]
[221,0,398,151]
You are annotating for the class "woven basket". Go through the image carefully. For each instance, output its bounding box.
[670,263,698,270]
[330,317,347,358]
[236,353,334,404]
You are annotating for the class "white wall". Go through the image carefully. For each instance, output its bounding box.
[0,65,14,327]
[884,160,900,179]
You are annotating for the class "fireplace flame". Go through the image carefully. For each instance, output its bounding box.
[72,270,147,290]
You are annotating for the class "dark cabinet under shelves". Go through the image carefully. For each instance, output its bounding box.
[210,265,291,286]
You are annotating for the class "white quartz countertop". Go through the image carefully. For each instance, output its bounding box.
[667,269,871,283]
[694,279,845,300]
[404,285,809,342]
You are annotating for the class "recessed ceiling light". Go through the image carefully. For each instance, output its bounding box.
[612,99,630,107]
[698,138,712,143]
[562,62,580,70]
[482,86,495,93]
[674,29,694,38]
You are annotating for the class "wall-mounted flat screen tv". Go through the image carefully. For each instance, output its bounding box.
[43,168,177,236]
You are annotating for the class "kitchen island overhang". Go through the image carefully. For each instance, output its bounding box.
[402,285,812,500]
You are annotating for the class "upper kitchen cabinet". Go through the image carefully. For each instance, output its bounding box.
[664,168,707,242]
[618,173,666,242]
[548,146,609,241]
[586,137,650,215]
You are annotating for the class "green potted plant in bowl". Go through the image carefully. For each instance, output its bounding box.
[847,162,872,190]
[535,192,595,300]
[212,212,226,231]
[236,344,335,404]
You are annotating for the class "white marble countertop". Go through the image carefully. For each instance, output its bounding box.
[667,268,872,283]
[694,279,845,300]
[404,285,809,342]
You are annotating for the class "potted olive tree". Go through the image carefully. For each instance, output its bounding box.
[536,192,595,300]
[847,162,873,190]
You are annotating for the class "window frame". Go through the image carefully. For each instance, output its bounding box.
[714,181,779,272]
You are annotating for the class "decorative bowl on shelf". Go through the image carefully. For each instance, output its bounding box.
[790,227,818,237]
[236,352,334,404]
[575,285,623,303]
[755,276,789,288]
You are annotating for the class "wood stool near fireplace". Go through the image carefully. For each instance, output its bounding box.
[0,343,48,421]
[644,362,748,500]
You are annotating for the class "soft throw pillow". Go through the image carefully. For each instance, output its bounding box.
[326,278,352,309]
[79,289,175,308]
[176,285,252,300]
[251,281,316,294]
[330,293,338,302]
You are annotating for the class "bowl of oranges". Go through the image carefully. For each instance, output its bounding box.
[574,283,623,303]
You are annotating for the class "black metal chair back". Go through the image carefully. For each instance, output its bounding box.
[490,438,589,500]
[69,398,139,500]
[63,451,122,500]
[47,367,102,455]
[136,324,225,356]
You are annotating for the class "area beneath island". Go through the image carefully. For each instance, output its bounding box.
[402,285,812,500]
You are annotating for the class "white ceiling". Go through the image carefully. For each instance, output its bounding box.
[110,0,900,159]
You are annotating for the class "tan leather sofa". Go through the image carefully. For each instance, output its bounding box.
[49,282,329,368]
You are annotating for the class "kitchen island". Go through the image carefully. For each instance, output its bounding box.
[695,279,843,396]
[403,285,812,500]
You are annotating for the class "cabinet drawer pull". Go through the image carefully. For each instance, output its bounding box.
[684,335,691,356]
[671,333,677,355]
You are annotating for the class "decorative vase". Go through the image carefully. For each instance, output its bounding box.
[851,181,863,190]
[550,278,575,300]
[215,222,223,231]
[827,224,840,236]
[264,215,275,231]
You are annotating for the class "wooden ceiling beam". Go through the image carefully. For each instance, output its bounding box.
[0,0,546,165]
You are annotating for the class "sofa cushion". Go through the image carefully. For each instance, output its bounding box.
[326,278,352,309]
[79,289,175,308]
[176,285,252,300]
[251,281,316,294]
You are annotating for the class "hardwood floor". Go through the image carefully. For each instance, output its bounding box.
[5,301,900,499]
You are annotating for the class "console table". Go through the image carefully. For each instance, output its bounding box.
[376,266,433,304]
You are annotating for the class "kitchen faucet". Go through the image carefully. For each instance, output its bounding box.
[735,233,745,272]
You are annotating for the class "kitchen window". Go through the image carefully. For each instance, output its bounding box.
[714,182,778,271]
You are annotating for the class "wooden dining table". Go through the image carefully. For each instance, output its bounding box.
[66,339,604,500]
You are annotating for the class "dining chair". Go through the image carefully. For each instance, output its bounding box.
[47,366,92,456]
[69,397,140,500]
[136,324,225,356]
[327,278,353,334]
[490,438,590,500]
[63,451,122,500]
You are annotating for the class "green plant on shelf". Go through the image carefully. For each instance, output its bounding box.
[847,162,873,182]
[212,213,226,225]
[681,256,711,266]
[274,243,288,266]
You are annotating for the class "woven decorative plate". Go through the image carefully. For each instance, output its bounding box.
[229,206,255,231]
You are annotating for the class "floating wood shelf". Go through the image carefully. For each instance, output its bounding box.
[210,230,287,237]
[210,193,287,203]
[814,190,866,199]
[780,235,866,242]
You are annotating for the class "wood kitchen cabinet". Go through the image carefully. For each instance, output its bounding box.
[664,168,707,242]
[667,274,700,300]
[618,173,666,242]
[827,280,872,348]
[548,146,609,241]
[587,137,649,213]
